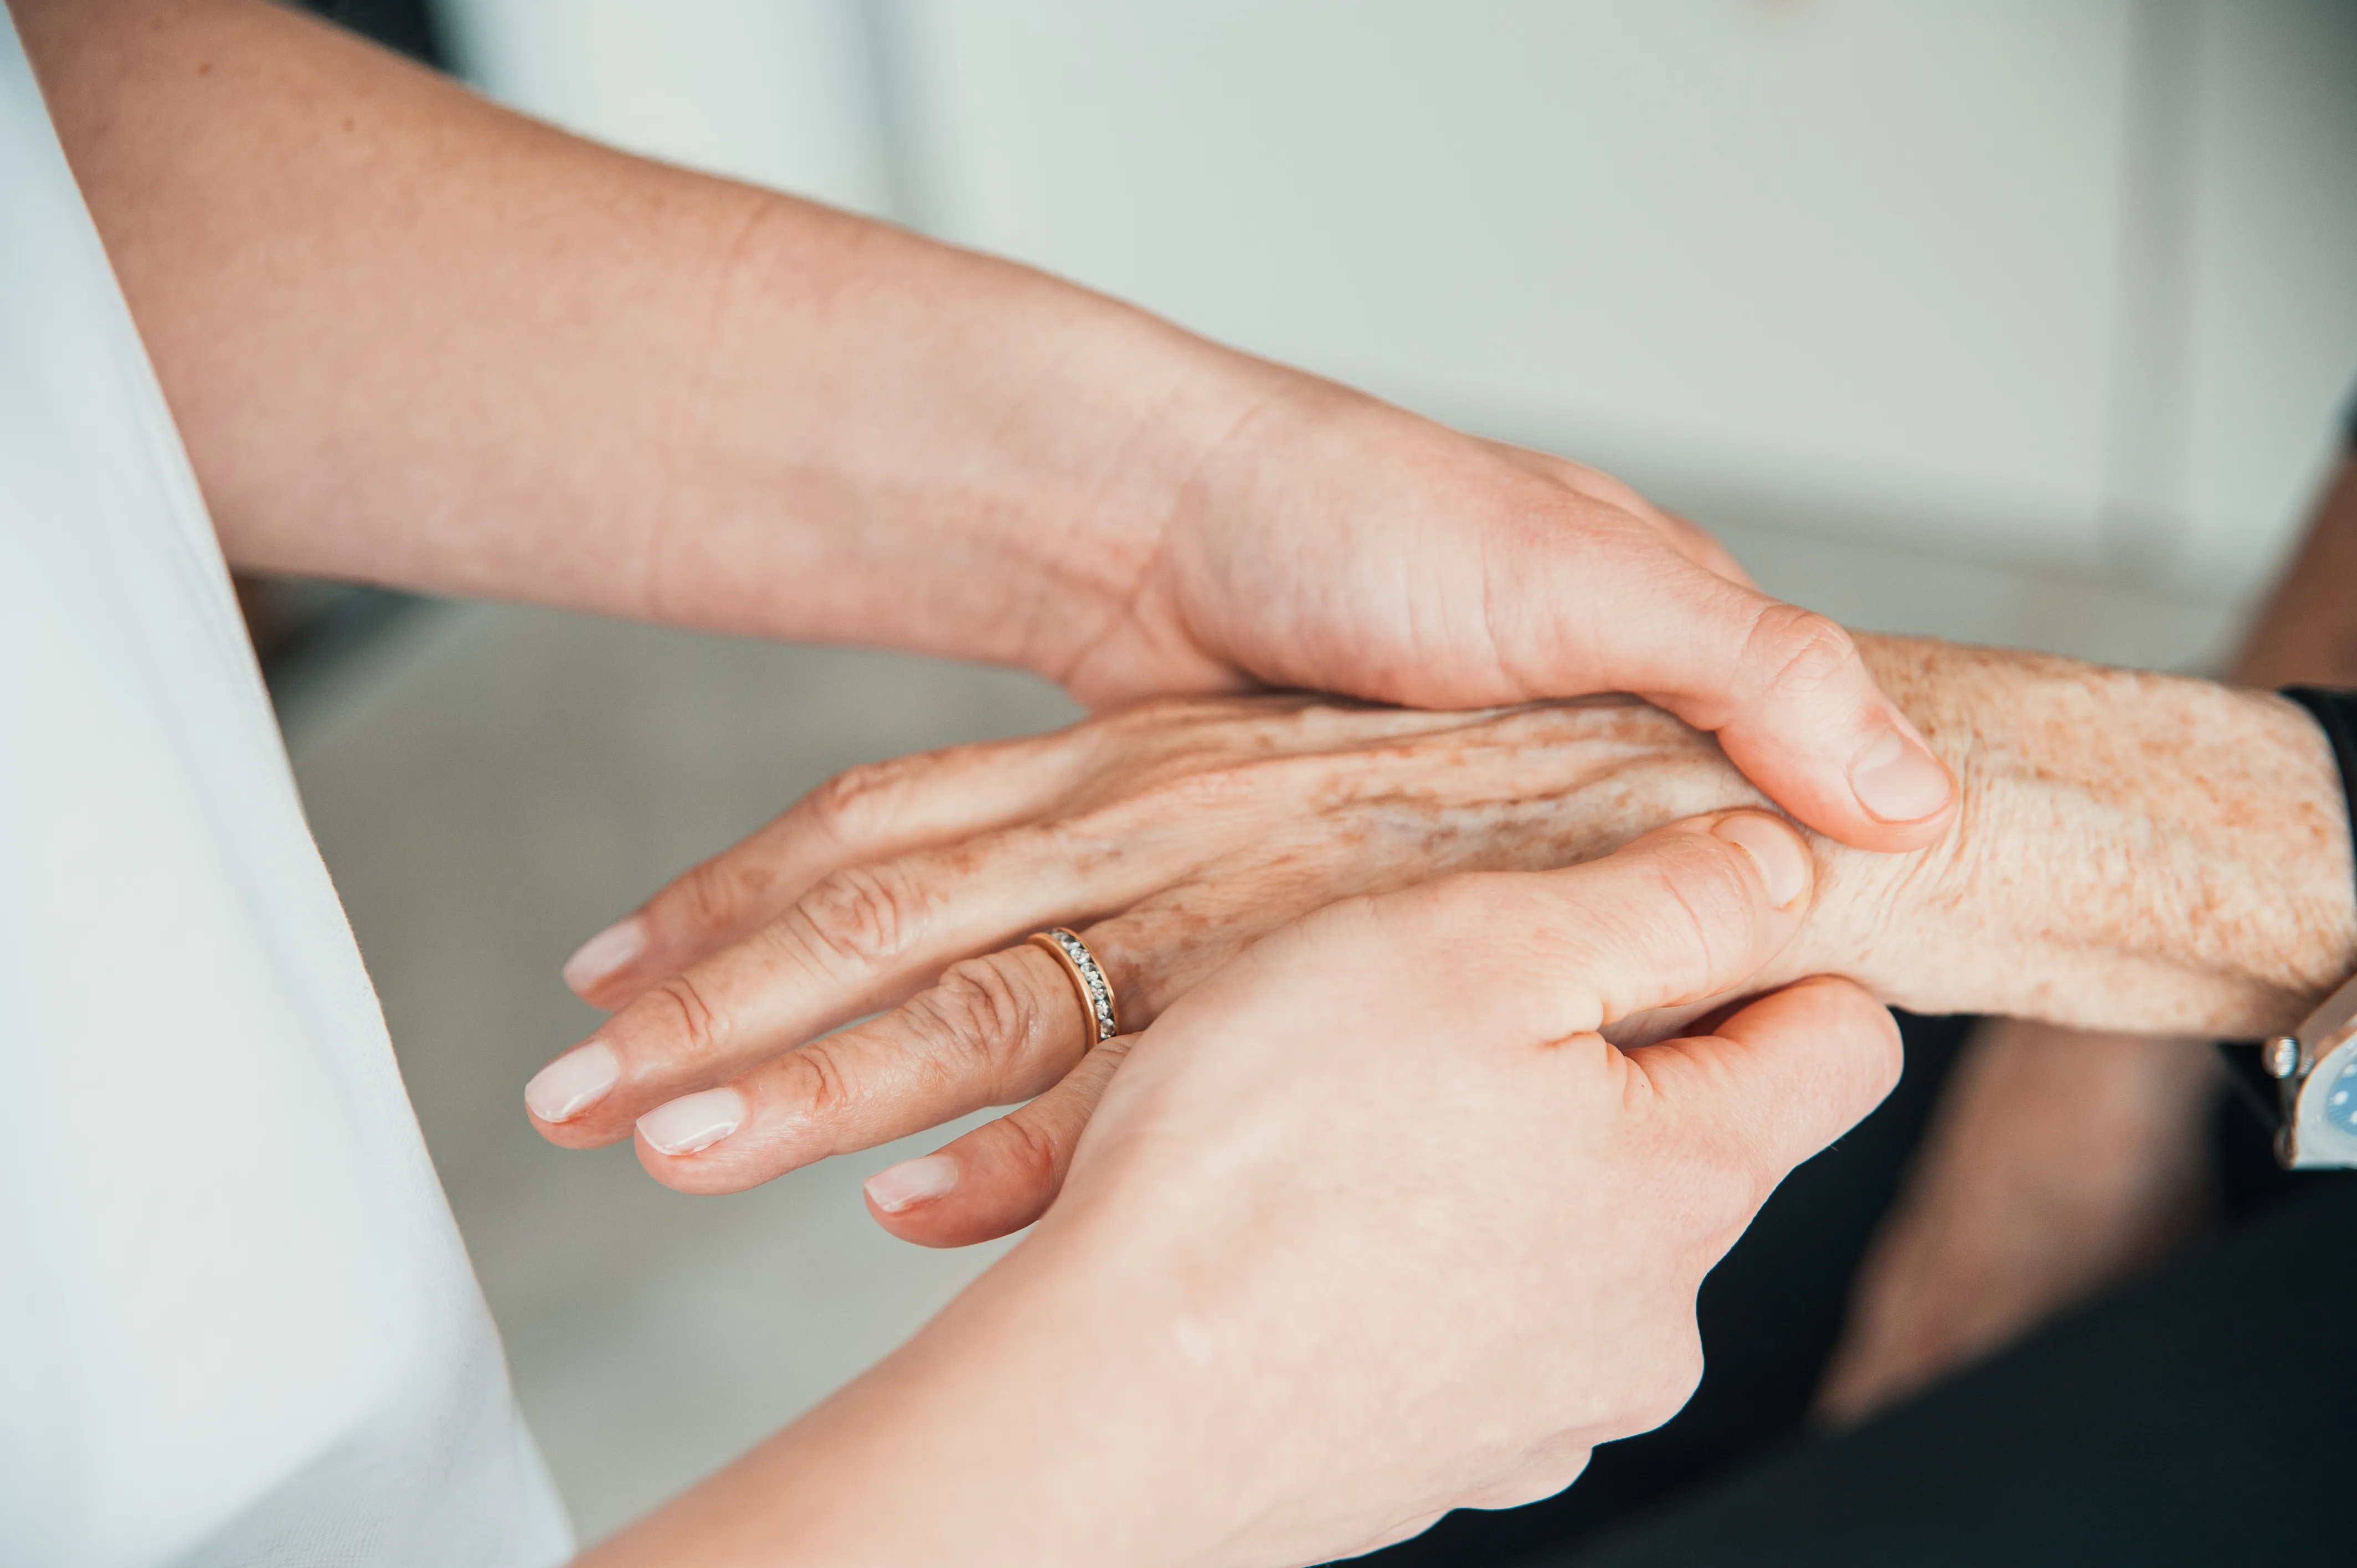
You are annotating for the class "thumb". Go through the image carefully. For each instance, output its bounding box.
[861,1035,1134,1248]
[1628,976,1902,1185]
[1497,535,1954,853]
[1461,809,1820,1043]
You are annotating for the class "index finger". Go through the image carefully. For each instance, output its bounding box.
[1398,809,1818,1045]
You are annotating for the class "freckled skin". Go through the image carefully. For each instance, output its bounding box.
[934,641,2352,1041]
[562,631,2355,1206]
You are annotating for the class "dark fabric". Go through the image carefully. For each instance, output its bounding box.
[1345,1012,1973,1568]
[1345,1008,2355,1567]
[2281,688,2357,917]
[1535,1174,2357,1567]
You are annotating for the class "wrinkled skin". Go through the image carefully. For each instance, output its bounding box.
[528,635,2351,1247]
[579,819,1904,1568]
[527,692,1899,1245]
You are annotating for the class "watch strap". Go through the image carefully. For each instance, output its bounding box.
[2259,687,2357,1167]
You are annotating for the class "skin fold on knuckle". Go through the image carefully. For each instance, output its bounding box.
[667,850,775,943]
[782,862,925,973]
[904,955,1058,1098]
[1735,601,1865,715]
[801,752,933,849]
[983,1107,1068,1200]
[769,1038,862,1134]
[634,969,733,1070]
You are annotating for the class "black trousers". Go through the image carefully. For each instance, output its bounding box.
[1350,1013,2357,1567]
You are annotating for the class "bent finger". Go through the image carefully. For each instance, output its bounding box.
[862,1035,1136,1248]
[1609,565,1954,853]
[563,731,1096,1008]
[526,811,1208,1148]
[1412,809,1819,1042]
[626,936,1119,1194]
[1631,974,1902,1188]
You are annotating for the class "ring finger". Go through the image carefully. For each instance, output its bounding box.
[626,920,1151,1195]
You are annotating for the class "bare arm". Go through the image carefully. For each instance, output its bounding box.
[11,0,1957,847]
[11,0,1239,678]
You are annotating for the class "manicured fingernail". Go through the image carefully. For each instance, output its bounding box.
[1712,813,1812,909]
[865,1154,961,1214]
[524,1041,620,1123]
[1848,728,1953,824]
[636,1087,745,1156]
[563,917,646,994]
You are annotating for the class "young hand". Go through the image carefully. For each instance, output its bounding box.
[578,816,1902,1568]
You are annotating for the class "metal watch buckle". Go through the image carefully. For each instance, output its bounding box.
[2263,968,2357,1169]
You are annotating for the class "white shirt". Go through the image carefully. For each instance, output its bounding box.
[0,16,571,1566]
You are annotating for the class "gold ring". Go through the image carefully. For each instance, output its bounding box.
[1027,927,1120,1048]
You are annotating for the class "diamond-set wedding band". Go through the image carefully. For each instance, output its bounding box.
[1027,927,1120,1048]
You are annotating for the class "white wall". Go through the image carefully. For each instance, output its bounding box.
[437,0,895,214]
[436,0,2357,666]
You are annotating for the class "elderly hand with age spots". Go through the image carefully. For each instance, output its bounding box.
[526,632,2357,1252]
[576,814,1902,1568]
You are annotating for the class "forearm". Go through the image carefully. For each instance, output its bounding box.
[1799,636,2356,1036]
[13,0,1260,673]
[575,1207,1226,1568]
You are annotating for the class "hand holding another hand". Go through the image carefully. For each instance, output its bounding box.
[527,693,1807,1240]
[581,817,1901,1568]
[1097,385,1955,852]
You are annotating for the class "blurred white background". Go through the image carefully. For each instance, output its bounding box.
[280,0,2357,1543]
[444,0,2357,669]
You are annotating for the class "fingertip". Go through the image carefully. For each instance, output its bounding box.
[1846,726,1956,832]
[864,1153,962,1215]
[1716,720,1955,854]
[562,916,648,999]
[1711,976,1903,1136]
[866,1147,1044,1249]
[636,1086,745,1156]
[524,1040,619,1130]
[1706,811,1812,910]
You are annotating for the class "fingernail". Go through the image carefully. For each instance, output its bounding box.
[1848,728,1953,824]
[637,1087,745,1156]
[563,917,646,994]
[1712,813,1812,909]
[524,1041,620,1123]
[865,1154,961,1214]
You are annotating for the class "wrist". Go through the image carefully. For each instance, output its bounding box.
[580,1211,1195,1567]
[730,205,1291,684]
[677,202,1279,685]
[1791,639,2357,1034]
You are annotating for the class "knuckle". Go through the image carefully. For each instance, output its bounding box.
[774,1039,858,1125]
[640,969,730,1062]
[788,863,923,971]
[907,956,1042,1080]
[672,853,761,935]
[985,1107,1066,1193]
[1739,603,1860,700]
[802,759,909,847]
